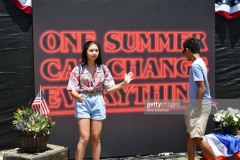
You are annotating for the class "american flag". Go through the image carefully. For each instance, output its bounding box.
[215,0,240,20]
[11,0,32,14]
[31,90,49,115]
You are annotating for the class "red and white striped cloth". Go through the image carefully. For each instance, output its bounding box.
[215,0,240,20]
[31,90,50,115]
[11,0,32,14]
[204,133,240,159]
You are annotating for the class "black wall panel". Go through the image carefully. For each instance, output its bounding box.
[0,0,34,149]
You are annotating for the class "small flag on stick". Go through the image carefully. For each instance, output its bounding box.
[31,86,49,115]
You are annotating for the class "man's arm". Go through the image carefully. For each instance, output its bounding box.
[195,81,205,111]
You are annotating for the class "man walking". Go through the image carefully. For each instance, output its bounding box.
[183,37,216,160]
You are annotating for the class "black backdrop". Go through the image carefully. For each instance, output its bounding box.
[0,0,34,149]
[1,0,239,159]
[215,14,240,98]
[32,0,214,158]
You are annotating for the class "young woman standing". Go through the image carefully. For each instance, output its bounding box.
[67,41,134,160]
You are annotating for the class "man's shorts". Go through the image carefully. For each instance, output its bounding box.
[184,103,211,138]
[74,92,106,120]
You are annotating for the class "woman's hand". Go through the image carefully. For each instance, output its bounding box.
[105,72,134,94]
[124,72,134,84]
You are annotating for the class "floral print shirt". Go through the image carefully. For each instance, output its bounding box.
[67,64,115,92]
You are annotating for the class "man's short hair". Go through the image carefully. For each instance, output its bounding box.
[183,37,200,54]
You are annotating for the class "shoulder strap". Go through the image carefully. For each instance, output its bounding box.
[101,64,106,90]
[78,64,82,75]
[101,64,105,76]
[78,64,83,80]
[78,64,82,87]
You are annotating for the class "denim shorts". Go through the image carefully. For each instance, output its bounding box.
[74,92,106,120]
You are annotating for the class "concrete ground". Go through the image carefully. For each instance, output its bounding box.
[0,131,239,160]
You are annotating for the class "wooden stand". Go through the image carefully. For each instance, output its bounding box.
[0,144,68,160]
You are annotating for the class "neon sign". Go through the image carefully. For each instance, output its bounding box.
[104,31,207,53]
[37,30,209,116]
